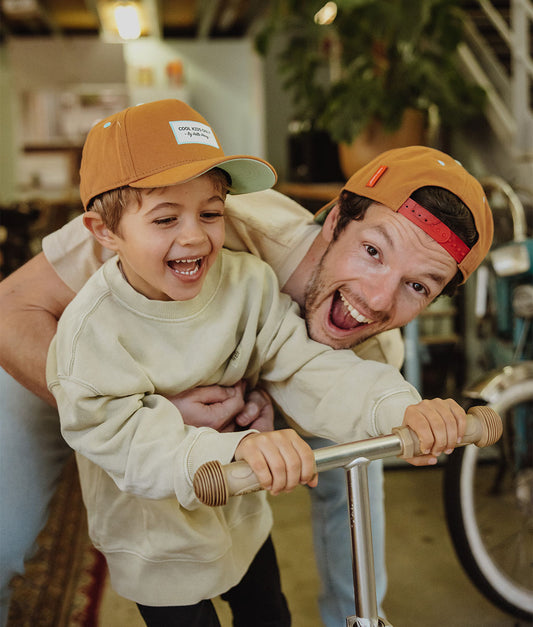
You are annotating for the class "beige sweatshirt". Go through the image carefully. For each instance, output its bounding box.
[46,250,419,606]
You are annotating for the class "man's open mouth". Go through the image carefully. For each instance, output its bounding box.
[329,291,372,331]
[167,257,203,276]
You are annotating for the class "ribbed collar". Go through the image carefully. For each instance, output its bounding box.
[102,253,224,320]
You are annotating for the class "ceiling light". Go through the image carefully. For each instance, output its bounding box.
[314,2,337,25]
[96,0,159,42]
[114,3,141,40]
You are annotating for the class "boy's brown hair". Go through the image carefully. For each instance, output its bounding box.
[88,169,231,234]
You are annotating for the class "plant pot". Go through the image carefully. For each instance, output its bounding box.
[337,108,427,179]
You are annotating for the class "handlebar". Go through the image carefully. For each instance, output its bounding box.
[193,405,502,506]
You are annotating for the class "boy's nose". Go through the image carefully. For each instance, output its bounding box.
[177,219,206,246]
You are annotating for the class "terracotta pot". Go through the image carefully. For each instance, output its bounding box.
[337,108,427,179]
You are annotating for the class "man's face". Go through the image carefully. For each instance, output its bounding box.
[302,202,458,349]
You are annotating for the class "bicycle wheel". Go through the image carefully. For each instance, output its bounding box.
[444,391,533,621]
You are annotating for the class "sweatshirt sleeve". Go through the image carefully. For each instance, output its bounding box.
[46,333,253,510]
[251,273,421,443]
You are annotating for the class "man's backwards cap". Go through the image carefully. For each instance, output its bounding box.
[315,145,494,283]
[80,98,277,209]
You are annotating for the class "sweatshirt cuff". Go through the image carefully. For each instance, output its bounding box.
[370,387,422,435]
[178,427,258,507]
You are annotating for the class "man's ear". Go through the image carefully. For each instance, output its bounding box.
[321,203,340,244]
[83,211,120,251]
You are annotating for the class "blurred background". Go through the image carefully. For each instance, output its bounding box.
[1,1,532,626]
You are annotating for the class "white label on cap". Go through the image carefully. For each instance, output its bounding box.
[169,120,219,148]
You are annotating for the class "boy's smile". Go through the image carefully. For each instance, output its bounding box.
[104,175,226,301]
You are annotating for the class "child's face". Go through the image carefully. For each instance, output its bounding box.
[111,174,226,301]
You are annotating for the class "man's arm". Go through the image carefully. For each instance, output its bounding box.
[0,252,75,405]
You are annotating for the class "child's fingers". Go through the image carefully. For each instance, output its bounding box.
[233,430,315,495]
[234,433,277,491]
[263,430,308,494]
[402,403,436,454]
[285,432,317,487]
[403,399,467,457]
[425,398,466,455]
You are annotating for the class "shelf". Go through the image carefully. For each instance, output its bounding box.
[420,334,460,345]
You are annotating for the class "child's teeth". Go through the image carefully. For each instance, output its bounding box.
[340,293,371,323]
[170,258,201,275]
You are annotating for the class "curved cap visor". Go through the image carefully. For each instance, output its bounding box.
[80,99,277,208]
[130,156,277,195]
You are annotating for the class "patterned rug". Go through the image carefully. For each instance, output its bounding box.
[7,456,107,627]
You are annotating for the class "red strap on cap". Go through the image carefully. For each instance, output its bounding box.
[398,198,470,263]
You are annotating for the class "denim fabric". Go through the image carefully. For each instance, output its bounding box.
[305,435,386,627]
[0,368,71,627]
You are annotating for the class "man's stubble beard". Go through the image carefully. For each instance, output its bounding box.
[301,249,365,350]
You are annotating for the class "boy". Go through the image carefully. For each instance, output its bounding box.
[46,99,466,625]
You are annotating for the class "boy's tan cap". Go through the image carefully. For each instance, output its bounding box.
[80,99,277,209]
[315,146,494,283]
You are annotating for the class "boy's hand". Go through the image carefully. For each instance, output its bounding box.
[234,429,318,495]
[402,398,467,466]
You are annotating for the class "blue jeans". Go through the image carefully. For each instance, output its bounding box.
[305,435,386,627]
[0,367,72,627]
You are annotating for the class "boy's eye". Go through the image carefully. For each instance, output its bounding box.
[201,212,224,220]
[153,217,176,225]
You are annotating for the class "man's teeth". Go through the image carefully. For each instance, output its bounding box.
[340,293,372,323]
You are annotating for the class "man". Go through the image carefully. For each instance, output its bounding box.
[0,146,493,626]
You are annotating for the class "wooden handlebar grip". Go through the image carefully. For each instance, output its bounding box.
[393,405,503,459]
[193,406,503,506]
[193,460,262,506]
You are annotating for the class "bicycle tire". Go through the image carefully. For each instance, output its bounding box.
[444,394,533,622]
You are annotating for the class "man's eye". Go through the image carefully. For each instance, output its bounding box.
[411,282,428,295]
[365,244,379,257]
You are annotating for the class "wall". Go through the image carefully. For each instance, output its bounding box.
[123,38,267,160]
[4,36,268,202]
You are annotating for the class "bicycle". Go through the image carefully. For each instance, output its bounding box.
[194,406,502,627]
[443,177,533,622]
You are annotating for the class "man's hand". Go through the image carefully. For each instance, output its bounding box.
[167,381,274,433]
[401,398,467,466]
[167,382,246,432]
[234,428,318,495]
[234,388,274,432]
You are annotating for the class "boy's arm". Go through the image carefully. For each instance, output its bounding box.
[0,252,75,405]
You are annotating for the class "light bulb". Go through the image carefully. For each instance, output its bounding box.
[114,3,141,40]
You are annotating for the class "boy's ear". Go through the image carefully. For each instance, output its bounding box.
[83,211,120,251]
[321,203,340,244]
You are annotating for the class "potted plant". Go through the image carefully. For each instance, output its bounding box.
[256,0,486,176]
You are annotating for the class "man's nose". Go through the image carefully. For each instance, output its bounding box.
[362,273,398,313]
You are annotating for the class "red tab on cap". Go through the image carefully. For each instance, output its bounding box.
[398,198,470,263]
[366,165,388,187]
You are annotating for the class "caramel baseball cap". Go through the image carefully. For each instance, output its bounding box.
[79,99,277,209]
[315,146,494,283]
